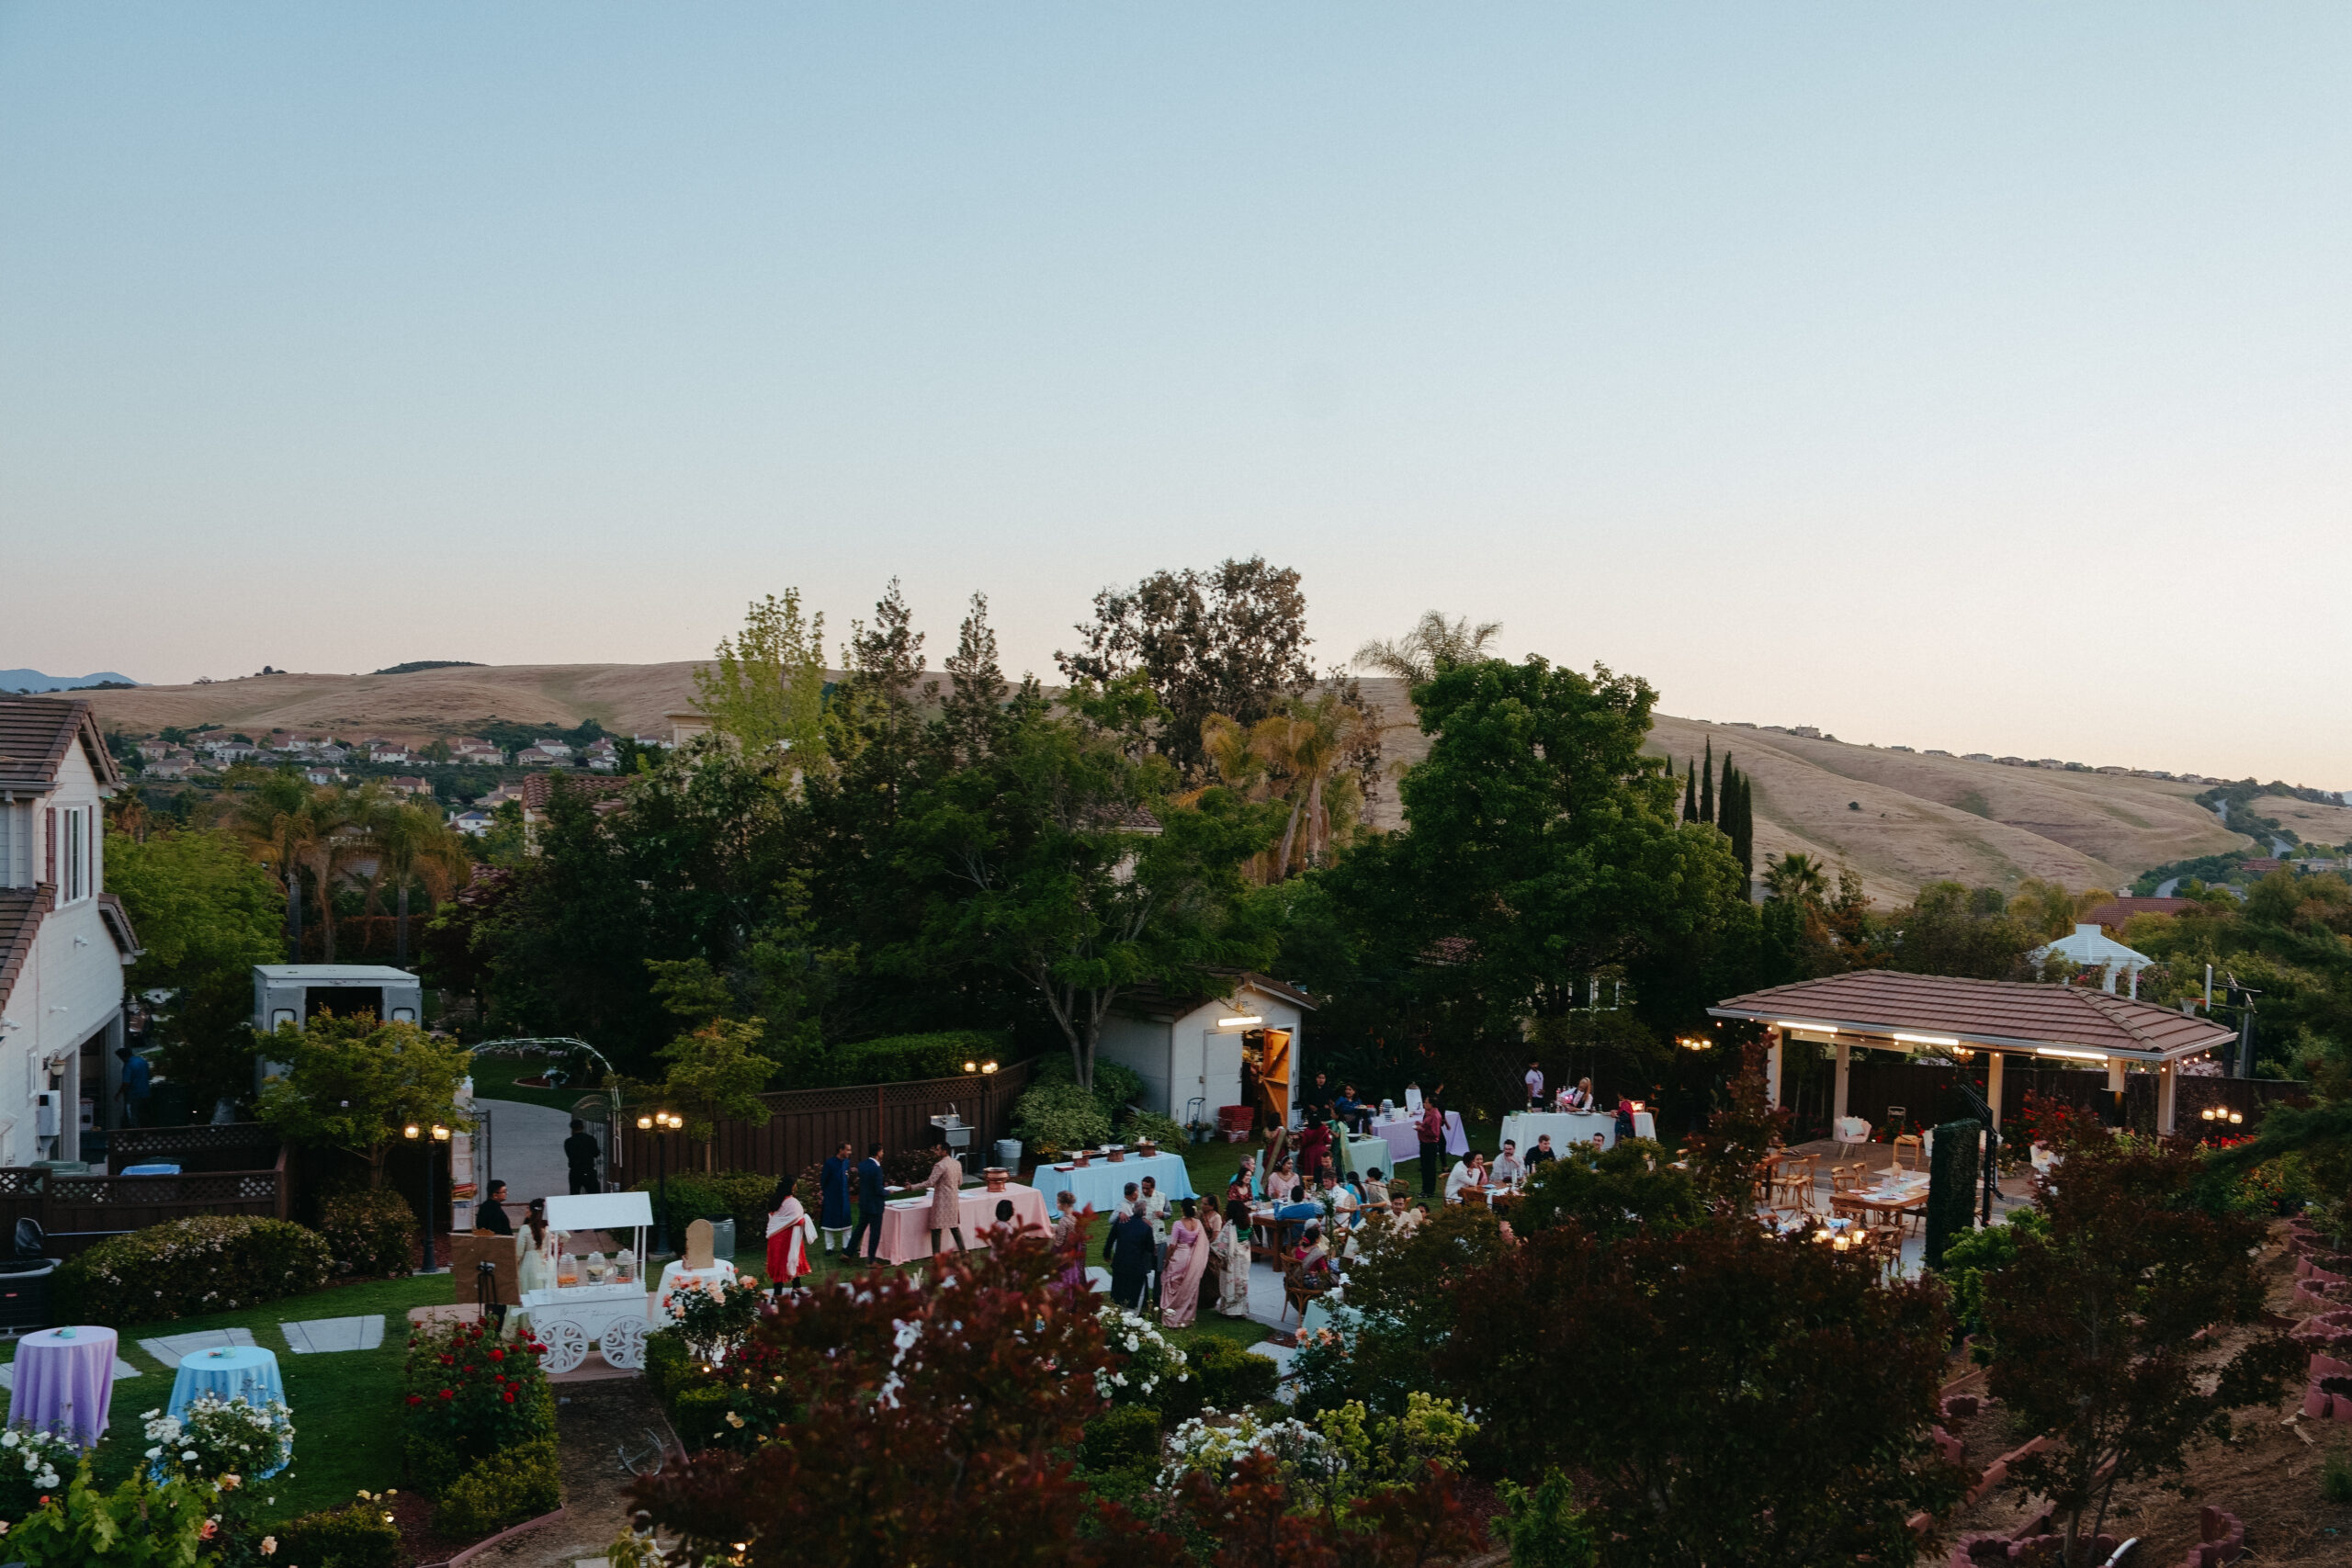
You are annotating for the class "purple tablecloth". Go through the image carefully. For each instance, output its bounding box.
[9,1325,119,1449]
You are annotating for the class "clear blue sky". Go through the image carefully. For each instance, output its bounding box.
[5,6,2347,782]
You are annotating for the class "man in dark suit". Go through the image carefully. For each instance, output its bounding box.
[476,1179,514,1235]
[563,1119,602,1195]
[1103,1181,1157,1310]
[846,1142,888,1262]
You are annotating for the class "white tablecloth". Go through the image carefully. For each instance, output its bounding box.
[1036,1151,1197,1213]
[1501,1111,1619,1153]
[1363,1112,1468,1160]
[652,1260,735,1326]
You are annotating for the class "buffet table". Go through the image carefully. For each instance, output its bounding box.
[876,1182,1051,1263]
[1363,1111,1468,1163]
[1037,1153,1196,1212]
[1499,1109,1656,1155]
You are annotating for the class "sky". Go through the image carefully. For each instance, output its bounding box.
[4,6,2348,783]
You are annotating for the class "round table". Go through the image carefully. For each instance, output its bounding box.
[167,1344,286,1418]
[7,1325,119,1450]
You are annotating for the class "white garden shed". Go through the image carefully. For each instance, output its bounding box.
[1095,972,1313,1132]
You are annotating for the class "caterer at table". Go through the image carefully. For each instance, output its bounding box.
[819,1141,854,1255]
[925,1133,968,1257]
[766,1176,816,1287]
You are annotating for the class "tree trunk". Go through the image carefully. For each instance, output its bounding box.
[285,864,303,963]
[1274,795,1305,880]
[396,882,410,967]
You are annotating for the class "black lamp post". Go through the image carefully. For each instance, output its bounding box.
[638,1111,681,1253]
[405,1120,452,1271]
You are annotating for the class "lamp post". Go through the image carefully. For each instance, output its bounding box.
[405,1121,453,1271]
[638,1111,682,1254]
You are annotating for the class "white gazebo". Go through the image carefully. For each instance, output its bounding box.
[2030,923,2154,997]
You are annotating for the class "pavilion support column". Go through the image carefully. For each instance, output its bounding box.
[2106,1058,2125,1094]
[1831,1041,1850,1124]
[2156,1063,2177,1135]
[1984,1051,2005,1131]
[1766,1032,1784,1111]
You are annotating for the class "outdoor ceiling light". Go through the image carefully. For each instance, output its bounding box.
[402,1123,422,1140]
[1774,1021,1837,1033]
[1893,1032,1961,1047]
[1217,1015,1264,1030]
[2035,1046,2108,1062]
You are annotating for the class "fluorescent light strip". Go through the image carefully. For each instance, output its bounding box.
[2035,1046,2108,1062]
[1216,1015,1263,1030]
[1773,1021,1837,1034]
[1892,1032,1961,1047]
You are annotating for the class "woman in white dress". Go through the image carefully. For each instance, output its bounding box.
[515,1202,563,1294]
[1215,1186,1254,1318]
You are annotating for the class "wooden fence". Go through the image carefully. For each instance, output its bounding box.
[610,1057,1046,1180]
[0,1146,288,1258]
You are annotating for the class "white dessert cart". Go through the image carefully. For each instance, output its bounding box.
[521,1190,656,1374]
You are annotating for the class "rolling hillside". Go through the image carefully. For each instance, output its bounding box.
[85,665,2346,901]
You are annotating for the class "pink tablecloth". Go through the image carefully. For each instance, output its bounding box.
[8,1325,118,1450]
[876,1182,1051,1264]
[1368,1120,1421,1164]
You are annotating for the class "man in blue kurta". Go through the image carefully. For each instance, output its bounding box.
[819,1141,854,1255]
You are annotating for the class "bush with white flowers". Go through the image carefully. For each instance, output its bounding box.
[1093,1302,1190,1405]
[142,1393,295,1483]
[1158,1408,1337,1491]
[0,1423,74,1517]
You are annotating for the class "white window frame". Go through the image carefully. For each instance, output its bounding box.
[60,805,90,903]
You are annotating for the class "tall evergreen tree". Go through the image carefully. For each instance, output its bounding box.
[1701,737,1715,824]
[1683,762,1698,822]
[936,592,1008,767]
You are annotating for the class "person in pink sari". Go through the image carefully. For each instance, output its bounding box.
[1159,1199,1210,1328]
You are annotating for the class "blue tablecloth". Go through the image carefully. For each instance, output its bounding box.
[121,1162,181,1176]
[167,1345,285,1418]
[1036,1152,1196,1212]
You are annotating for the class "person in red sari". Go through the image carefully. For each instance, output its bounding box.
[1296,1111,1332,1182]
[765,1176,815,1291]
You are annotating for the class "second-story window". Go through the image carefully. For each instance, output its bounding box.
[60,806,88,902]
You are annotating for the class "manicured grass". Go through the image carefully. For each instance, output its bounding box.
[467,1055,598,1114]
[2,1271,452,1528]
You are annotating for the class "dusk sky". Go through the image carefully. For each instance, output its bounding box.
[5,6,2346,782]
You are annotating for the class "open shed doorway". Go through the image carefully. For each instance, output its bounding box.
[1244,1027,1292,1130]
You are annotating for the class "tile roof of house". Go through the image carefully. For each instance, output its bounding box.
[1709,968,2235,1061]
[2082,897,2204,929]
[519,773,632,810]
[0,697,121,794]
[0,885,53,1010]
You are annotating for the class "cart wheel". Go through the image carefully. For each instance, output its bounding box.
[537,1317,588,1374]
[600,1316,648,1371]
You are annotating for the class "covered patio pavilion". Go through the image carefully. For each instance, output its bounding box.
[1708,970,2238,1136]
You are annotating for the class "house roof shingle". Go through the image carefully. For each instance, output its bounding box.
[0,697,121,794]
[1709,969,2235,1062]
[0,886,53,1011]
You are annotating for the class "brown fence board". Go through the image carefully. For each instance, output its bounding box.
[611,1057,1045,1180]
[0,1150,288,1257]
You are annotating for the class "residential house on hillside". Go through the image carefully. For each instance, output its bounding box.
[0,698,141,1165]
[477,783,524,808]
[532,739,573,760]
[448,809,494,838]
[379,776,433,798]
[452,741,504,766]
[518,772,630,852]
[302,767,339,787]
[145,757,199,781]
[135,740,171,762]
[584,738,619,772]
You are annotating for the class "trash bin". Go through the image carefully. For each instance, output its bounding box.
[994,1139,1022,1171]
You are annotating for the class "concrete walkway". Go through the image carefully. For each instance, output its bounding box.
[478,1098,590,1213]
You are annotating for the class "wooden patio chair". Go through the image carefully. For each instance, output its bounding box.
[1774,1155,1817,1213]
[1281,1258,1330,1325]
[1891,1134,1925,1173]
[1829,1163,1863,1196]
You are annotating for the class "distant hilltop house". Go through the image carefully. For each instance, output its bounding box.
[477,783,525,808]
[513,745,565,767]
[367,744,410,764]
[519,772,629,852]
[302,767,339,786]
[380,775,434,798]
[532,739,573,759]
[584,737,620,772]
[2239,858,2284,875]
[447,808,494,837]
[451,740,504,766]
[144,757,200,781]
[0,696,143,1166]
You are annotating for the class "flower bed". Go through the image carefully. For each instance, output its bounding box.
[401,1317,560,1536]
[54,1215,333,1325]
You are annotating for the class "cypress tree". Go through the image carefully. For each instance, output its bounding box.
[1701,737,1716,824]
[1682,762,1698,822]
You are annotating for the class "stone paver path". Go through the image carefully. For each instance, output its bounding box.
[278,1314,385,1354]
[136,1327,255,1368]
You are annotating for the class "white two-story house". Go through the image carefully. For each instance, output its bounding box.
[0,699,141,1167]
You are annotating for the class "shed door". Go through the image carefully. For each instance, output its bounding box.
[1197,1031,1246,1122]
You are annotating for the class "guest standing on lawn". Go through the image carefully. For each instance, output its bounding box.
[1159,1200,1208,1328]
[516,1201,560,1293]
[818,1141,854,1255]
[1104,1185,1156,1310]
[766,1177,815,1288]
[846,1142,888,1261]
[1417,1095,1446,1198]
[926,1134,968,1257]
[563,1118,603,1195]
[1214,1190,1254,1317]
[1297,1111,1331,1182]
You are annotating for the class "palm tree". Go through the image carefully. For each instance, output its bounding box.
[1254,693,1372,878]
[227,768,322,960]
[366,797,470,966]
[1762,852,1830,908]
[300,786,369,964]
[1352,611,1505,684]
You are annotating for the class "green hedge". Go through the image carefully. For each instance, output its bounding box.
[628,1168,777,1244]
[825,1031,1011,1086]
[55,1215,332,1325]
[317,1189,420,1278]
[276,1502,405,1568]
[1195,1339,1281,1410]
[1081,1404,1161,1473]
[434,1437,561,1538]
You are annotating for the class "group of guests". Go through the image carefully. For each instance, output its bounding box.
[1522,1062,1601,1112]
[1065,1174,1253,1328]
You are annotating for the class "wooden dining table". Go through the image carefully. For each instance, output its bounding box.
[1833,1177,1929,1226]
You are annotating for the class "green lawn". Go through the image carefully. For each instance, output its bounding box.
[2,1272,451,1527]
[467,1055,600,1114]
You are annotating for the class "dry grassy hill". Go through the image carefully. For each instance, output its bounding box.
[90,665,2336,901]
